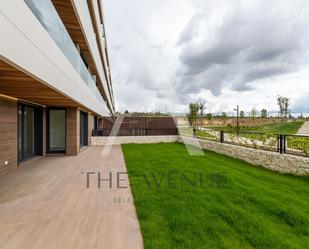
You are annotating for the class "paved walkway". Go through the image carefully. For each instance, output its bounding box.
[297,121,309,135]
[0,146,144,249]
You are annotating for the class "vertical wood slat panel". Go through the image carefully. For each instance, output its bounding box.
[0,95,17,176]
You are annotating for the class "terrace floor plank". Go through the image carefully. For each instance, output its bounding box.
[0,146,143,249]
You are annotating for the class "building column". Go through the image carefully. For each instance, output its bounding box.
[66,108,80,155]
[0,95,17,175]
[88,113,94,145]
[42,108,46,156]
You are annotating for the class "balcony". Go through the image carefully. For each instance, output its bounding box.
[100,24,105,37]
[24,0,104,104]
[50,0,113,113]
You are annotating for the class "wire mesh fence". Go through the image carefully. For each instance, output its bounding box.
[194,129,309,158]
[195,128,221,142]
[222,131,279,152]
[285,135,309,157]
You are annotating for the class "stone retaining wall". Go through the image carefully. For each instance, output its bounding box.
[91,135,179,145]
[178,136,309,175]
[91,136,309,175]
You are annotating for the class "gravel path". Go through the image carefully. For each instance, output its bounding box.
[297,121,309,135]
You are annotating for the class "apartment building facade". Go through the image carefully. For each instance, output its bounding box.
[0,0,114,175]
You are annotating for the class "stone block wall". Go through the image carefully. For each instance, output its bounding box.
[91,135,179,145]
[178,136,309,175]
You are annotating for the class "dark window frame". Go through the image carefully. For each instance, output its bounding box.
[46,107,67,154]
[17,102,43,164]
[80,111,88,147]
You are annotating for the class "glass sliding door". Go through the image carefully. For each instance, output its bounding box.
[94,116,98,130]
[80,111,88,147]
[48,109,66,153]
[24,106,35,158]
[18,103,42,163]
[18,105,23,161]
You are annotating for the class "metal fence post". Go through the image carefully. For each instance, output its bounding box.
[277,134,280,153]
[220,131,224,143]
[283,135,286,154]
[279,134,285,154]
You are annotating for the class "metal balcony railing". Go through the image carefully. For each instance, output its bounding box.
[24,0,104,104]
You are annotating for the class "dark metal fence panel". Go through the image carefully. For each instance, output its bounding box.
[92,116,178,136]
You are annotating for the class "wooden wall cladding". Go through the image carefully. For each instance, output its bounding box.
[0,95,17,176]
[0,59,78,107]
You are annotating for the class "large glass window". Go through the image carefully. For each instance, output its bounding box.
[18,104,42,162]
[48,109,66,152]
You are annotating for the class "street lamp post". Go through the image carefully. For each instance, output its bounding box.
[234,105,240,136]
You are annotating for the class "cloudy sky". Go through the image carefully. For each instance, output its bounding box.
[104,0,309,114]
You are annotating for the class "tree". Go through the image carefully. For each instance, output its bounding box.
[206,113,213,120]
[240,111,245,118]
[198,101,206,118]
[187,102,199,137]
[261,109,268,118]
[284,98,290,118]
[250,108,258,118]
[124,110,129,114]
[277,95,290,118]
[221,112,228,118]
[277,96,284,118]
[299,112,304,119]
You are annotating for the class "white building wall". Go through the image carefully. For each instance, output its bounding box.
[72,0,113,111]
[90,0,112,89]
[0,0,109,116]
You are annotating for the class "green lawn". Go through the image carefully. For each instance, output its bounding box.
[122,143,309,249]
[208,121,304,135]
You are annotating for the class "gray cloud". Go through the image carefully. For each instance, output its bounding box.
[177,13,203,45]
[104,0,309,112]
[176,1,309,96]
[292,95,309,113]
